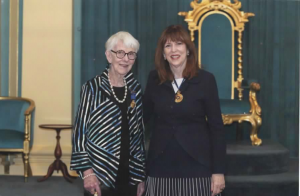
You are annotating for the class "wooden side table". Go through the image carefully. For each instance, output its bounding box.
[38,124,76,183]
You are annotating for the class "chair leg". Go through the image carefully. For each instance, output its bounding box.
[248,83,262,146]
[223,114,262,145]
[28,161,33,176]
[23,153,29,182]
[4,154,10,174]
[249,116,262,146]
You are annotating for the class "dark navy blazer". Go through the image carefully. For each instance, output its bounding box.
[143,69,226,174]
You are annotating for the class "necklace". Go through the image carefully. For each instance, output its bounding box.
[107,70,127,103]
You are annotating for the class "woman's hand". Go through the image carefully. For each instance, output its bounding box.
[211,174,225,196]
[83,169,101,196]
[137,181,145,196]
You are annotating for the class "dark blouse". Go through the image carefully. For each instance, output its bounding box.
[113,86,131,187]
[113,86,138,196]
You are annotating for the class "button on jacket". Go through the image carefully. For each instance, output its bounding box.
[143,69,226,174]
[70,68,146,188]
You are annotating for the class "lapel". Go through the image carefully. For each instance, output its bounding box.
[99,66,138,114]
[161,72,201,95]
[181,73,201,93]
[99,67,112,97]
[100,66,136,95]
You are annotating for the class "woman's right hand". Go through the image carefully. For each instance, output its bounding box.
[83,169,101,196]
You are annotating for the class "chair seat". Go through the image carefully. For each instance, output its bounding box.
[220,99,251,115]
[0,129,25,149]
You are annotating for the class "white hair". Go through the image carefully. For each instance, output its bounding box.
[105,31,140,52]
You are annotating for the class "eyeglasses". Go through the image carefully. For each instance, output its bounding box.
[111,50,137,60]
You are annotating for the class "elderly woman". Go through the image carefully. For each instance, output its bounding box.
[143,25,226,196]
[71,31,146,196]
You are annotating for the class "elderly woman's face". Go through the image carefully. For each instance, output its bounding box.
[106,41,136,76]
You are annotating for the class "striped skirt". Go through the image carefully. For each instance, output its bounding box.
[145,176,221,196]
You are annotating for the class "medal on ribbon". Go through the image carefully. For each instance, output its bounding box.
[130,91,136,108]
[175,90,183,103]
[173,78,185,103]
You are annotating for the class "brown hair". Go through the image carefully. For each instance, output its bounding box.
[155,25,198,84]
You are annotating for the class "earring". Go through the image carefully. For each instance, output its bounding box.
[187,51,190,56]
[163,54,166,60]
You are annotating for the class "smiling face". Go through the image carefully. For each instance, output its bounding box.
[163,40,188,71]
[105,41,136,77]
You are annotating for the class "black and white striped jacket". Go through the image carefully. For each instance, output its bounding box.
[70,67,146,188]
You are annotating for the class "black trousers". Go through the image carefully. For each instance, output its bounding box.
[84,184,137,196]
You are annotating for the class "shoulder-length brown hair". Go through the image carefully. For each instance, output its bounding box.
[155,25,198,84]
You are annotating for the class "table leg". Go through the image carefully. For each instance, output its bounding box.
[37,162,55,182]
[61,161,77,179]
[60,160,76,182]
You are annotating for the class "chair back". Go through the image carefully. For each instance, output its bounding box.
[0,100,29,132]
[179,0,254,100]
[200,14,233,99]
[0,97,35,148]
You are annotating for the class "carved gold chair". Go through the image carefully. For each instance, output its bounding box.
[179,0,262,145]
[0,97,35,181]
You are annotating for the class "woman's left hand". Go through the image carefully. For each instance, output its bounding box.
[137,182,145,196]
[211,174,225,196]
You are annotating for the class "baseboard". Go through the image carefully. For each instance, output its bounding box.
[0,145,78,177]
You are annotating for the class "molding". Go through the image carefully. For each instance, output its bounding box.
[0,145,78,177]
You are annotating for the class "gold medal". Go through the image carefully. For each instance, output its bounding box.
[130,100,136,108]
[175,91,183,103]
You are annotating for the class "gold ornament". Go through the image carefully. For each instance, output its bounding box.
[130,100,136,108]
[175,91,183,103]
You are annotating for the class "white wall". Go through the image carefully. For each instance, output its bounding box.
[19,0,75,176]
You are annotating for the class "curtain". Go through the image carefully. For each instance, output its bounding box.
[73,0,299,157]
[241,0,299,157]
